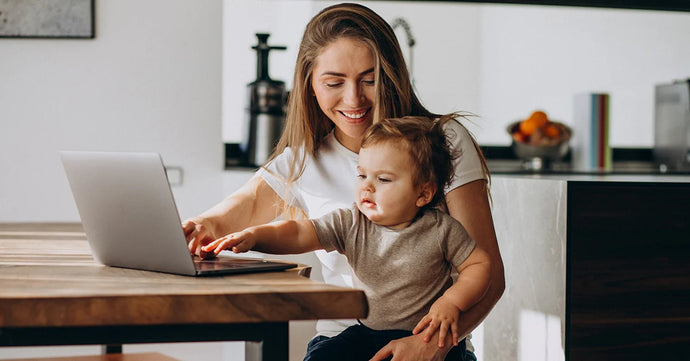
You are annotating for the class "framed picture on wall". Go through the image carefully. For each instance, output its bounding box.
[0,0,94,39]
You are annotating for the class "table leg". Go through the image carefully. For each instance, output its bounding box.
[101,344,122,354]
[244,323,288,361]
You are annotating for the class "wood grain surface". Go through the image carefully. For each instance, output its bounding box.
[566,182,690,361]
[0,223,368,328]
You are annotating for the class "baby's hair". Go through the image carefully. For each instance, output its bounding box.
[360,113,458,209]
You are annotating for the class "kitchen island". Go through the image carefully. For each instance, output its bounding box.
[484,174,690,361]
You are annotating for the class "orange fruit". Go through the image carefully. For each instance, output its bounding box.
[527,110,549,128]
[519,110,550,136]
[519,118,539,135]
[512,132,527,143]
[544,123,560,139]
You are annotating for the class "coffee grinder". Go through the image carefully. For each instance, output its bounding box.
[241,33,287,167]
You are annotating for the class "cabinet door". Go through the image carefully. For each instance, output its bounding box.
[567,181,690,361]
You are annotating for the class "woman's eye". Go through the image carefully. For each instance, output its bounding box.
[362,79,375,85]
[377,177,390,183]
[325,82,342,88]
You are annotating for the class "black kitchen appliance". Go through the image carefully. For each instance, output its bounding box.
[654,78,690,171]
[241,33,287,167]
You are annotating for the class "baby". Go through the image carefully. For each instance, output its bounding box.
[204,114,490,361]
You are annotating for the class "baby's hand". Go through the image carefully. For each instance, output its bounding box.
[202,230,256,255]
[412,296,460,348]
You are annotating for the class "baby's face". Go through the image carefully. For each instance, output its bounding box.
[355,141,425,229]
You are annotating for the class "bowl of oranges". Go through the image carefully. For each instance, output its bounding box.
[507,110,572,167]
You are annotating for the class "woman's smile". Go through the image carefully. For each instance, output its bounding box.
[339,108,370,123]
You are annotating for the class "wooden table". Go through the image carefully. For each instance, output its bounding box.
[0,223,368,361]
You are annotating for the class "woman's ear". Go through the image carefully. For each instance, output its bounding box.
[415,182,436,208]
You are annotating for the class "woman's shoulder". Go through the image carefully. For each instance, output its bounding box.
[441,115,474,145]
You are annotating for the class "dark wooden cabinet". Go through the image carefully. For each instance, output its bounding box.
[566,181,690,360]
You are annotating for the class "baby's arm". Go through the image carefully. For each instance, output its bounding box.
[413,247,491,347]
[202,219,322,255]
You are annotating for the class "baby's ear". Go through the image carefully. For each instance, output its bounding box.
[416,182,436,208]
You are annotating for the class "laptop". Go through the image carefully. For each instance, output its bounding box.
[60,151,297,276]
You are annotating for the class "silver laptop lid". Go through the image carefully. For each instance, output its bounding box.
[60,151,197,276]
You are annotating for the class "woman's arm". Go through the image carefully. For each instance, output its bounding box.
[183,173,285,258]
[445,179,505,339]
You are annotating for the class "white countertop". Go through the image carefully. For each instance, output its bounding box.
[493,173,690,183]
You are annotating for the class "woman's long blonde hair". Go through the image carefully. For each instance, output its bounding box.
[264,3,490,216]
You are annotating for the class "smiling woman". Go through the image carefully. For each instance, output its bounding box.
[193,3,501,361]
[311,37,376,152]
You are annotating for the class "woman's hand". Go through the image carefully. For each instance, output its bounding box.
[369,332,453,361]
[412,296,460,348]
[182,219,217,259]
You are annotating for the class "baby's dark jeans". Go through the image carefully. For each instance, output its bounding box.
[303,323,475,361]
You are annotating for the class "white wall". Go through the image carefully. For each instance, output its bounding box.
[477,5,690,147]
[222,1,690,147]
[0,0,225,222]
[0,1,244,360]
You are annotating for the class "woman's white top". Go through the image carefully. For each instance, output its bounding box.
[258,119,486,338]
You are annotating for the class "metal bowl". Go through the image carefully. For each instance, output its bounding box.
[506,121,572,169]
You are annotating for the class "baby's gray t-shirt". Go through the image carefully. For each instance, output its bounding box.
[311,205,476,331]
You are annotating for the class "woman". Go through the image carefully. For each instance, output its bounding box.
[184,3,504,361]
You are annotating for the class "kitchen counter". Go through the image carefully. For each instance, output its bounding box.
[227,144,690,176]
[487,158,690,176]
[489,172,690,182]
[485,146,690,176]
[483,175,690,361]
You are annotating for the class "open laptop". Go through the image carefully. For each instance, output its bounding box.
[60,151,297,276]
